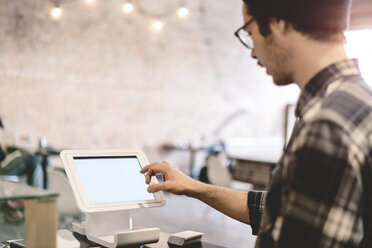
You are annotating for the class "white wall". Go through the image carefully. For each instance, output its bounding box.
[0,0,299,154]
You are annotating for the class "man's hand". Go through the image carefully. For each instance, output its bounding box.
[141,161,250,224]
[140,161,200,196]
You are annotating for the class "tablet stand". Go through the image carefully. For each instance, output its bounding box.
[74,210,160,248]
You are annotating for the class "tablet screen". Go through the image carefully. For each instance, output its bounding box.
[73,156,155,205]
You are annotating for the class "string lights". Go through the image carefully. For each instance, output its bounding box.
[50,6,62,20]
[49,0,190,32]
[84,0,96,5]
[177,7,189,18]
[151,20,164,31]
[122,2,134,13]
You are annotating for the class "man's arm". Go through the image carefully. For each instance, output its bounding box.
[190,179,250,224]
[140,161,250,224]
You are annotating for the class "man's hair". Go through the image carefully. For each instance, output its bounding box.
[243,0,352,41]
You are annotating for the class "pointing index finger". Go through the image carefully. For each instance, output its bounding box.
[140,161,162,173]
[141,162,167,174]
[140,164,150,174]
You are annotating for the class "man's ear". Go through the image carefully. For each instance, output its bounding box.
[269,18,292,36]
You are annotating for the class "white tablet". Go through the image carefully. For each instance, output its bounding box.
[60,150,165,213]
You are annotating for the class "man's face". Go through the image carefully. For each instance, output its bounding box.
[242,4,294,86]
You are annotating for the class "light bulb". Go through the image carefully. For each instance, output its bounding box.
[84,0,96,5]
[178,7,189,17]
[50,6,62,20]
[123,3,134,13]
[152,20,164,31]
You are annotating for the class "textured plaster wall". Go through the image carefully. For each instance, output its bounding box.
[0,0,299,159]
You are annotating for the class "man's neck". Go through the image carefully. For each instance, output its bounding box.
[290,38,348,90]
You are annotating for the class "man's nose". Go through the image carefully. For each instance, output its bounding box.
[251,48,257,59]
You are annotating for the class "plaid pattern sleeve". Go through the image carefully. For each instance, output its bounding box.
[254,59,372,248]
[248,190,266,235]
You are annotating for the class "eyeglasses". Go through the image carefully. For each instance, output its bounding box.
[234,18,254,50]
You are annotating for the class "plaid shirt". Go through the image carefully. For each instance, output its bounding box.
[248,59,372,248]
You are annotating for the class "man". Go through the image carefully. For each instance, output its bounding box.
[141,0,371,247]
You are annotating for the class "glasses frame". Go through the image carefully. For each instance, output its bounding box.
[234,18,255,50]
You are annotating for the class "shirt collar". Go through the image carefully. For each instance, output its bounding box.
[295,59,361,118]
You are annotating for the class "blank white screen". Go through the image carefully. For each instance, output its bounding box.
[73,156,155,205]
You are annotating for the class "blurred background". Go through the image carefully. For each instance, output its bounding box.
[0,0,299,159]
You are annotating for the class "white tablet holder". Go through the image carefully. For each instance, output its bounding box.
[75,210,160,248]
[60,150,166,248]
